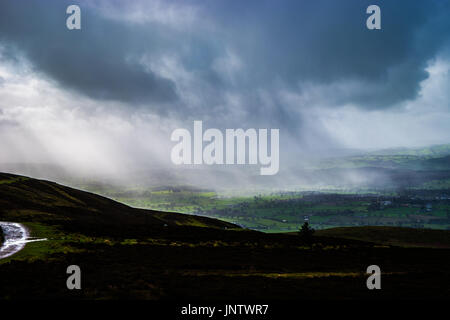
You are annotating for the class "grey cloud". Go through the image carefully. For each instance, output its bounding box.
[0,0,178,105]
[0,0,449,115]
[0,119,19,127]
[200,0,450,109]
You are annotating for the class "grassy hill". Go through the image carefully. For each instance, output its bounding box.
[0,173,449,300]
[316,226,450,248]
[0,172,237,237]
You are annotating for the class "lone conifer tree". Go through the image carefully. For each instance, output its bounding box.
[298,221,315,243]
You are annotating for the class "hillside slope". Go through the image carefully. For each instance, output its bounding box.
[316,226,450,248]
[0,172,237,236]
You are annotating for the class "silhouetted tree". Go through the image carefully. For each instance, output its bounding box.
[298,221,315,244]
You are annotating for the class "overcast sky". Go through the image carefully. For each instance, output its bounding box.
[0,0,449,178]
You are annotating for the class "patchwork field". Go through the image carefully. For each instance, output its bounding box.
[87,186,450,233]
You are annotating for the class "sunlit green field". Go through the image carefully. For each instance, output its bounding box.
[84,186,450,233]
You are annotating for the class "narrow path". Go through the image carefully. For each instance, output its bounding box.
[0,222,46,259]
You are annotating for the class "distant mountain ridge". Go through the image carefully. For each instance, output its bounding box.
[368,144,450,157]
[1,143,450,191]
[312,144,450,171]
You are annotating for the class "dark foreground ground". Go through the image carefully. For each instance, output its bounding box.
[2,237,449,300]
[0,173,449,300]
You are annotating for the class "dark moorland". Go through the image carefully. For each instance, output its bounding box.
[0,173,449,300]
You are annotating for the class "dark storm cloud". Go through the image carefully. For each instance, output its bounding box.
[0,0,449,111]
[200,0,450,108]
[0,0,178,105]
